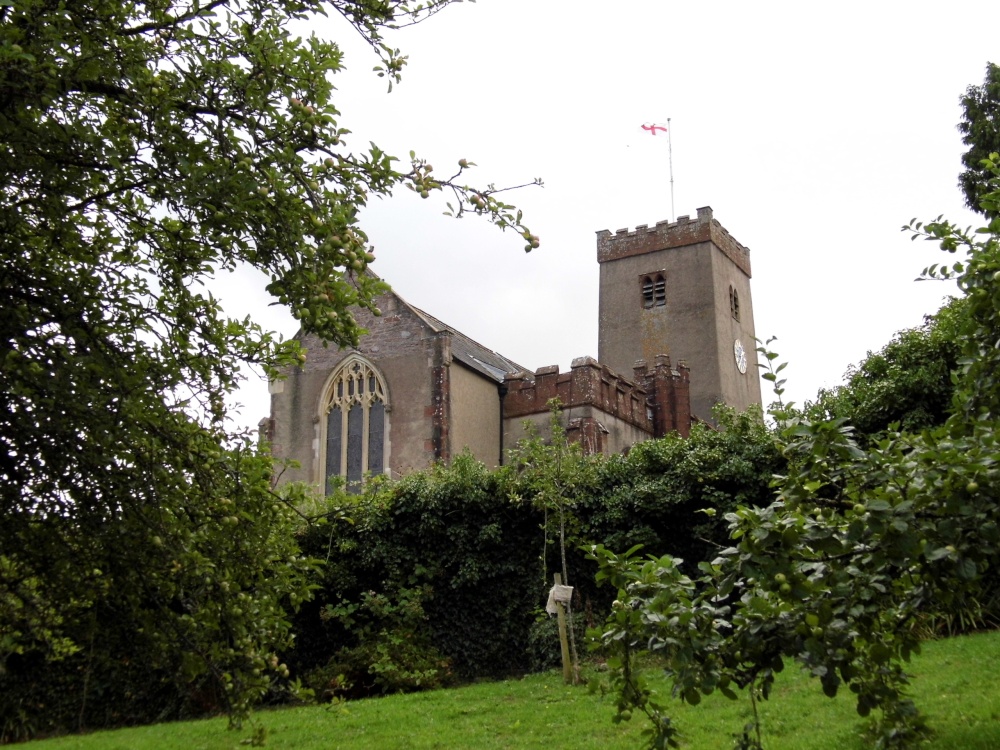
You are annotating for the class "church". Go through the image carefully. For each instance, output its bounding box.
[263,206,762,494]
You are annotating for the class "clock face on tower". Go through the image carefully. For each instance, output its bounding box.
[734,339,748,374]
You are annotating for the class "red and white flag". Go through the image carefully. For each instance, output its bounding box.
[641,122,668,136]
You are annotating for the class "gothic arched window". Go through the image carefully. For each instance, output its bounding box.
[729,285,740,321]
[321,356,388,494]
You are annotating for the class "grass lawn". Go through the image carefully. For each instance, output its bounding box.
[25,630,1000,750]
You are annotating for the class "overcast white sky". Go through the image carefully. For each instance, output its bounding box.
[223,0,999,432]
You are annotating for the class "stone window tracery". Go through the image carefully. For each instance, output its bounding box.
[321,356,387,494]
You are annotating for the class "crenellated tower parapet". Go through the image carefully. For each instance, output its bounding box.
[596,206,751,278]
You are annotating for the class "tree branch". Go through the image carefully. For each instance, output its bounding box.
[120,0,230,37]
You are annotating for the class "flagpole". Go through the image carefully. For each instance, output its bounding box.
[667,117,675,222]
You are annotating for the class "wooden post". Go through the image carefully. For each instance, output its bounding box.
[554,573,572,684]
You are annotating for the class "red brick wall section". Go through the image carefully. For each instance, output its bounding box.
[634,355,692,438]
[596,206,751,278]
[533,364,562,404]
[503,357,653,433]
[566,417,606,455]
[671,359,692,437]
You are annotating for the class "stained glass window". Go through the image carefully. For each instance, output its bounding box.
[323,357,387,494]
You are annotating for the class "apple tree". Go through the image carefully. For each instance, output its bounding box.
[959,62,1000,215]
[589,160,1000,750]
[806,297,964,446]
[0,0,533,738]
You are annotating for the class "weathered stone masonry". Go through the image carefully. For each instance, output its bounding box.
[267,208,761,491]
[596,206,751,277]
[429,332,451,462]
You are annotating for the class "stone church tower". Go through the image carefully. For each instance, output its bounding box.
[265,206,762,492]
[597,206,762,422]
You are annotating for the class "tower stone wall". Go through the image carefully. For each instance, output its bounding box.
[597,206,761,422]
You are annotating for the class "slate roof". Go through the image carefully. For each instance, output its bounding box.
[402,299,528,384]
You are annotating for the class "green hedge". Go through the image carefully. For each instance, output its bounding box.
[0,410,780,738]
[290,408,782,698]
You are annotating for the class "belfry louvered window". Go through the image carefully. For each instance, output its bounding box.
[642,274,666,309]
[729,285,740,320]
[322,356,387,494]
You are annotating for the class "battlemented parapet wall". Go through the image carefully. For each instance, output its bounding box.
[596,206,751,277]
[503,356,651,456]
[502,355,693,456]
[504,356,651,428]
